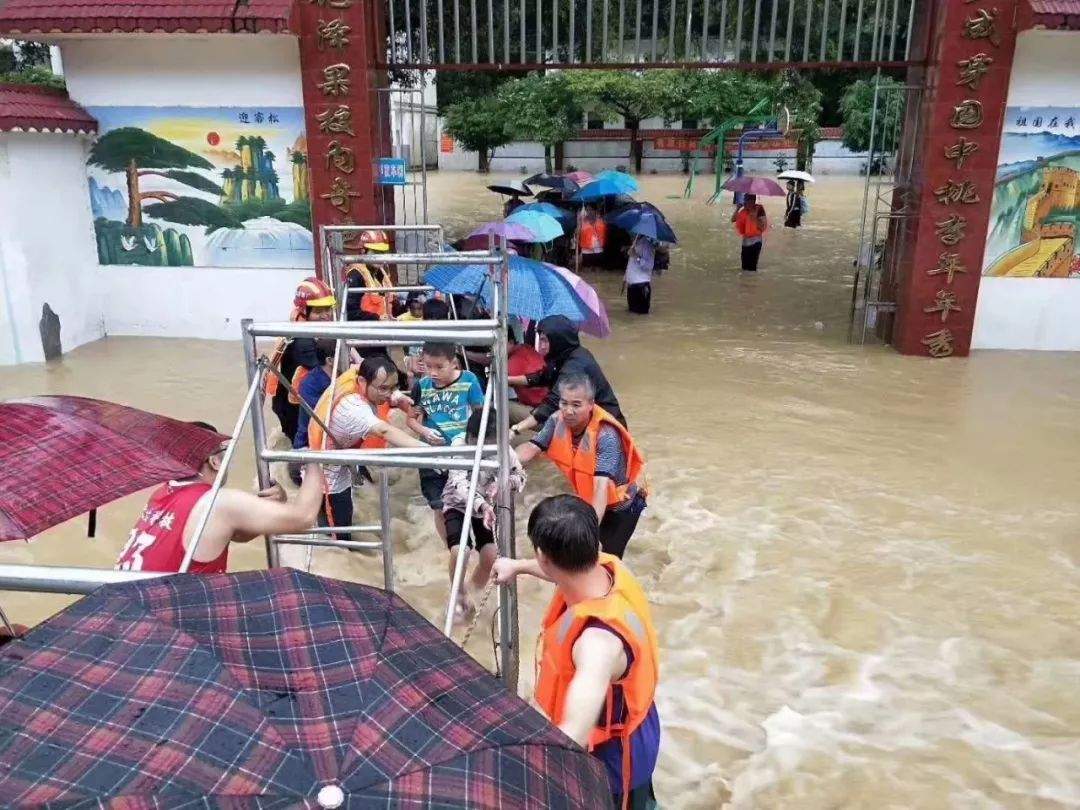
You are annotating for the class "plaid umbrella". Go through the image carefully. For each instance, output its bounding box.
[0,569,610,807]
[0,396,227,541]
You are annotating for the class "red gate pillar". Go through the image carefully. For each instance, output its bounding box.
[297,0,393,278]
[892,0,1020,357]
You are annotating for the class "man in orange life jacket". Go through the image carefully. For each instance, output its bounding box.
[732,192,768,272]
[115,423,324,574]
[493,495,660,809]
[516,373,647,559]
[305,355,425,541]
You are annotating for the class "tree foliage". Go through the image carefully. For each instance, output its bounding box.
[443,94,514,172]
[89,128,214,173]
[840,76,906,153]
[143,197,244,232]
[770,70,824,170]
[499,74,582,147]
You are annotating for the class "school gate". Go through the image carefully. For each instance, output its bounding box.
[0,0,1063,356]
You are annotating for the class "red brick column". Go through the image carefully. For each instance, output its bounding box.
[297,0,393,278]
[892,0,1020,357]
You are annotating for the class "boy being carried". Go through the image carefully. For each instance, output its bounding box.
[407,341,485,542]
[442,410,526,621]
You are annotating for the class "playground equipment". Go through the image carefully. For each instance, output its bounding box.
[684,101,791,204]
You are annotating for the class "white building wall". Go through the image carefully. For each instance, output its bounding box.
[973,29,1080,351]
[0,133,104,365]
[60,35,310,342]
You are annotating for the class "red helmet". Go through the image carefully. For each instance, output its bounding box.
[293,277,336,313]
[360,229,391,252]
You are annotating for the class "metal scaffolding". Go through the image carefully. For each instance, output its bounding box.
[0,226,520,689]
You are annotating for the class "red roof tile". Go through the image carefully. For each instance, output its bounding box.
[0,0,299,35]
[1028,0,1080,27]
[0,83,97,134]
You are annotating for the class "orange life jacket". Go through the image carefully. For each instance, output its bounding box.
[345,262,393,319]
[735,206,766,238]
[288,365,311,405]
[535,553,660,802]
[579,216,608,253]
[545,406,648,507]
[264,338,288,397]
[306,368,391,451]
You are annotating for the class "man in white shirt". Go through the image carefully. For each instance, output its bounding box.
[624,234,655,314]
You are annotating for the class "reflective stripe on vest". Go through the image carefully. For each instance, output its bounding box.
[544,406,647,507]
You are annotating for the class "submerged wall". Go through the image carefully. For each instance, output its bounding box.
[973,29,1080,351]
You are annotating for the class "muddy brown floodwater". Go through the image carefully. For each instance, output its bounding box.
[4,173,1080,808]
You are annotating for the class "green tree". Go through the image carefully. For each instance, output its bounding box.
[566,70,669,173]
[88,127,221,228]
[499,74,583,172]
[771,70,824,171]
[840,76,906,154]
[661,70,773,127]
[443,94,513,173]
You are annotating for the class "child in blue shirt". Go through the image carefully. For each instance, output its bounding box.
[407,342,485,543]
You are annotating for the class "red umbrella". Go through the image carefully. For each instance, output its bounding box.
[721,175,787,196]
[0,396,227,541]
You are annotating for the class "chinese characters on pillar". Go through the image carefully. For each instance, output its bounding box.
[922,0,1003,357]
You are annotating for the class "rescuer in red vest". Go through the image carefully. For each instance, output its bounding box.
[492,495,660,809]
[516,373,648,558]
[115,423,324,574]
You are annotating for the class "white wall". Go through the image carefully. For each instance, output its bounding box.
[0,133,105,364]
[59,35,309,343]
[972,29,1080,351]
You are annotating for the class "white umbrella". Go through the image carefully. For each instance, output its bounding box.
[777,169,815,184]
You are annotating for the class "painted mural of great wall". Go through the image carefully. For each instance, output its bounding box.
[984,122,1080,279]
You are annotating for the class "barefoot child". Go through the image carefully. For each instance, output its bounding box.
[442,410,525,620]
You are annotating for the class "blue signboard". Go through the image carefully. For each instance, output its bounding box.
[377,157,408,186]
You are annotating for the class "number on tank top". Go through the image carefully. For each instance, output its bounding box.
[117,530,156,571]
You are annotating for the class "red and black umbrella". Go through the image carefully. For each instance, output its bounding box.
[0,568,610,807]
[0,396,227,541]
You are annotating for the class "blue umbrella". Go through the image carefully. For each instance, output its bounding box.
[424,254,591,324]
[595,170,639,193]
[505,210,565,242]
[516,201,576,228]
[570,177,636,202]
[608,203,678,243]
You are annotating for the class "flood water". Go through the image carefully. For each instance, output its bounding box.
[4,173,1080,808]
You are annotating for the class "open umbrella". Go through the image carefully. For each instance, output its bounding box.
[0,397,227,541]
[571,178,636,202]
[607,202,678,244]
[565,170,594,186]
[777,169,815,184]
[425,253,594,327]
[486,180,533,196]
[595,170,639,194]
[505,210,565,242]
[516,201,577,228]
[0,568,609,805]
[722,175,786,196]
[468,221,539,242]
[546,263,611,338]
[524,173,580,196]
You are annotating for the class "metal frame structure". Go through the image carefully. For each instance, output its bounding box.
[384,0,923,70]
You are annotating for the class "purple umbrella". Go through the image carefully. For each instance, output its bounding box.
[545,263,611,338]
[721,175,787,196]
[468,221,538,242]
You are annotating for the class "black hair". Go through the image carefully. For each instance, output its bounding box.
[422,298,450,320]
[557,372,596,399]
[406,291,426,307]
[421,341,457,361]
[466,409,498,442]
[359,354,400,384]
[527,495,600,572]
[189,421,219,434]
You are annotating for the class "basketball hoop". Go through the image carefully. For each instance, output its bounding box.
[777,105,793,138]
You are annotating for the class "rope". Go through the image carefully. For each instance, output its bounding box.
[461,575,497,647]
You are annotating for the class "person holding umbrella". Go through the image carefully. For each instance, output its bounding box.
[624,233,656,314]
[732,193,768,272]
[784,180,805,229]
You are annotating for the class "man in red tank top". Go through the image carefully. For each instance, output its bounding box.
[116,422,324,574]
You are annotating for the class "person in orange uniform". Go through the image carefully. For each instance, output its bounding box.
[267,277,336,444]
[493,495,660,810]
[731,192,768,272]
[578,205,608,269]
[344,230,394,320]
[305,355,424,540]
[116,423,324,574]
[516,373,647,558]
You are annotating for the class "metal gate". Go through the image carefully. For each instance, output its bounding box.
[376,81,434,229]
[848,72,922,344]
